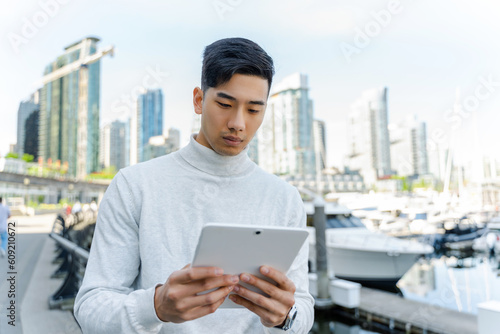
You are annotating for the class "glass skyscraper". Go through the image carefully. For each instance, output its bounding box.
[137,89,163,163]
[17,90,40,158]
[390,116,429,177]
[256,73,316,176]
[100,119,130,171]
[348,87,392,184]
[38,37,102,178]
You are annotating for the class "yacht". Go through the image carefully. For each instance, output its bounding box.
[305,201,434,289]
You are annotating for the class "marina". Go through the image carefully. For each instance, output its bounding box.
[311,249,500,334]
[305,190,500,333]
[313,286,478,334]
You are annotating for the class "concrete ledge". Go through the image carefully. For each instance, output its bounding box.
[20,237,82,334]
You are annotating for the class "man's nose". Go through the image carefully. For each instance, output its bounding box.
[227,108,245,131]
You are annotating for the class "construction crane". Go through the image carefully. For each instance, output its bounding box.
[39,44,114,85]
[39,39,114,180]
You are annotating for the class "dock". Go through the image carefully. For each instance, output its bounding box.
[316,286,478,334]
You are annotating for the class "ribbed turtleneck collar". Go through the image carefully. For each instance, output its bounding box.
[178,134,254,176]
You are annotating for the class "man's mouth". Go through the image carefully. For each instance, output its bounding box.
[223,136,243,142]
[222,136,243,146]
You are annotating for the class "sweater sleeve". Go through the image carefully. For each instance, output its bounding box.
[74,171,164,333]
[265,188,314,333]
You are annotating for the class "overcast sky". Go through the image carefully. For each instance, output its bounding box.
[1,0,499,168]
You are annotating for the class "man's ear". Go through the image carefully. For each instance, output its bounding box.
[193,87,203,115]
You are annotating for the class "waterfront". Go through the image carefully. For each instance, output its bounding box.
[310,250,500,333]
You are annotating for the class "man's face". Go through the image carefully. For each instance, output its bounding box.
[193,74,269,156]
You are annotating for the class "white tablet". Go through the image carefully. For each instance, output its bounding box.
[192,223,309,308]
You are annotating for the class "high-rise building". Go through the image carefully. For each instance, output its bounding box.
[347,87,392,184]
[39,37,110,178]
[313,119,327,172]
[137,89,163,163]
[24,109,39,159]
[256,73,315,176]
[99,124,110,169]
[166,128,180,150]
[142,127,180,161]
[412,122,429,176]
[17,90,40,157]
[390,116,429,177]
[100,120,130,171]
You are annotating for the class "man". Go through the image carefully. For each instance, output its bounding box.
[0,197,11,258]
[75,37,314,333]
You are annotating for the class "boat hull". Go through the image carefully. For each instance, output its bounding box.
[326,246,422,282]
[307,227,433,289]
[334,276,401,292]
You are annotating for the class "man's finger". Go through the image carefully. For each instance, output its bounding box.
[238,273,281,300]
[229,294,284,328]
[192,275,239,294]
[259,266,295,293]
[175,274,239,297]
[181,285,234,310]
[233,284,275,310]
[230,293,267,314]
[183,295,228,321]
[170,266,225,283]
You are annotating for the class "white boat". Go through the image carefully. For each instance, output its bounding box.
[305,201,434,289]
[472,231,500,254]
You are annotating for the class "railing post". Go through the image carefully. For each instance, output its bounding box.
[314,196,333,308]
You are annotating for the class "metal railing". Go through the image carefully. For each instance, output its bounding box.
[48,211,96,310]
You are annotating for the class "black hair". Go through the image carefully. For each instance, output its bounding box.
[201,37,274,94]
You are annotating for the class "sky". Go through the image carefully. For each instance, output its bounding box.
[1,0,499,169]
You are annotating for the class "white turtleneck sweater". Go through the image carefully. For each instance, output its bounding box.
[74,135,314,334]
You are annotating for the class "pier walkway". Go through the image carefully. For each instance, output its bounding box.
[0,214,81,334]
[358,287,477,334]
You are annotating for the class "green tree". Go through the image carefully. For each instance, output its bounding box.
[22,153,34,162]
[5,152,18,159]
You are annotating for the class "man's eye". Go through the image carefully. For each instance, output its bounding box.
[249,109,260,114]
[217,102,231,108]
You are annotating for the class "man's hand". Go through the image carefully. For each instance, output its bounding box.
[229,266,295,328]
[154,264,239,323]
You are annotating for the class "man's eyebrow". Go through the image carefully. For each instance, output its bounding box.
[248,100,265,106]
[216,92,236,101]
[216,92,265,106]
